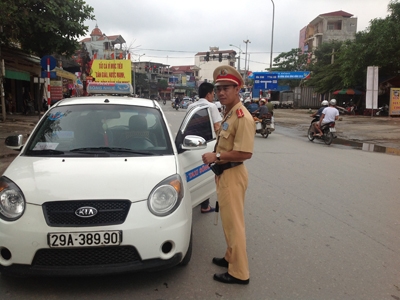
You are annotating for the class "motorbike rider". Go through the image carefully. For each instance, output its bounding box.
[174,96,180,108]
[311,100,329,119]
[252,98,269,122]
[314,99,339,136]
[265,98,274,116]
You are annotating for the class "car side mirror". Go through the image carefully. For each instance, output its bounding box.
[181,135,207,150]
[5,134,24,151]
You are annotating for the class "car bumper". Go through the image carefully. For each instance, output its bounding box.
[0,201,191,277]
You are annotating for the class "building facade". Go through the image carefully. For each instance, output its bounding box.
[299,10,357,53]
[194,47,237,83]
[81,25,127,60]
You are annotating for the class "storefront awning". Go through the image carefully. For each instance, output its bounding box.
[5,69,31,81]
[55,67,77,81]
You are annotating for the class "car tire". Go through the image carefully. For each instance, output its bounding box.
[179,230,192,266]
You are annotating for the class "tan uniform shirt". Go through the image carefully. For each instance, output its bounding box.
[216,102,255,159]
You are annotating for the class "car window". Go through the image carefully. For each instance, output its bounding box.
[25,104,173,156]
[183,107,213,142]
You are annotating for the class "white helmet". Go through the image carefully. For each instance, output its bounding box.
[244,99,251,103]
[321,100,329,106]
[329,99,337,106]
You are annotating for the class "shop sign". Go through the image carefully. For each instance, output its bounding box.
[91,60,132,83]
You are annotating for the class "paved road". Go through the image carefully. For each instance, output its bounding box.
[1,104,399,299]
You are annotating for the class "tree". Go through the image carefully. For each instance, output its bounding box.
[157,79,168,91]
[271,48,309,89]
[272,48,308,71]
[340,0,400,88]
[0,0,95,57]
[305,41,344,93]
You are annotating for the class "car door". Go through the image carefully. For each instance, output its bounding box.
[175,105,216,208]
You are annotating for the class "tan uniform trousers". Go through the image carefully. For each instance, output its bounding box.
[216,163,249,280]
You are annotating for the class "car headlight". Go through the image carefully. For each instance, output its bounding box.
[0,177,26,221]
[148,174,184,216]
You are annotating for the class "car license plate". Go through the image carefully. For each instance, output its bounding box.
[329,128,336,132]
[48,231,122,248]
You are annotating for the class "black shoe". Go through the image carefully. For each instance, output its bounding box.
[213,272,249,285]
[212,257,229,268]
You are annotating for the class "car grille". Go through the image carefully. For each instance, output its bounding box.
[43,200,131,227]
[32,246,141,266]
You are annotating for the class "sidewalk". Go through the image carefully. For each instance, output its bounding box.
[1,109,400,159]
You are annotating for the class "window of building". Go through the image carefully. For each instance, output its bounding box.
[327,21,342,30]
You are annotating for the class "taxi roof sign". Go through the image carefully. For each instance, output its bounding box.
[87,82,133,95]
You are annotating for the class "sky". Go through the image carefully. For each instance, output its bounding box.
[81,0,390,72]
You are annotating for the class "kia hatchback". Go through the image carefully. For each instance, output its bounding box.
[0,83,216,277]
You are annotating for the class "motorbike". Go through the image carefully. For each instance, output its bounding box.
[163,99,166,105]
[376,104,389,116]
[171,102,179,110]
[307,117,336,145]
[253,113,274,138]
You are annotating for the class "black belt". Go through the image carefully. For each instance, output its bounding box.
[209,162,243,176]
[218,162,243,171]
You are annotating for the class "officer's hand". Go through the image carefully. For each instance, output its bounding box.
[202,152,217,164]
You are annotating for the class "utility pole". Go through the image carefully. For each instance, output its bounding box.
[229,44,242,73]
[243,39,251,85]
[270,0,275,71]
[0,26,6,122]
[133,53,145,96]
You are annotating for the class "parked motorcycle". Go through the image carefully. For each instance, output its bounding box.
[254,113,274,138]
[376,104,389,116]
[163,99,166,105]
[307,117,336,145]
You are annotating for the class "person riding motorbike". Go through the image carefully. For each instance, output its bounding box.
[174,96,180,108]
[252,99,269,122]
[311,100,329,119]
[265,98,274,116]
[314,99,339,137]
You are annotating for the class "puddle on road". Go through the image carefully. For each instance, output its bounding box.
[333,138,400,156]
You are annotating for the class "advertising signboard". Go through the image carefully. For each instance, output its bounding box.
[389,87,400,116]
[91,60,132,83]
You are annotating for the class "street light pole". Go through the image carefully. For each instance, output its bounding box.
[243,39,251,84]
[133,53,145,96]
[229,44,242,73]
[270,0,275,71]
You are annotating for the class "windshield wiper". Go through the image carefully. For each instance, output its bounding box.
[70,147,154,155]
[27,149,65,155]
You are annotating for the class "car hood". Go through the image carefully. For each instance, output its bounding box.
[3,156,177,205]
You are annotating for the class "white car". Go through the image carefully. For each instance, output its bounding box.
[0,83,216,276]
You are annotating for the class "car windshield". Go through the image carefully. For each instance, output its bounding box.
[24,104,173,157]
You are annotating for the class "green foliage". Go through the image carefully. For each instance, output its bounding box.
[305,41,344,93]
[157,80,168,91]
[340,0,400,88]
[273,48,308,71]
[271,48,309,88]
[0,0,95,57]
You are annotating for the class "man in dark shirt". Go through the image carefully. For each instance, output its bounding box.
[253,98,269,120]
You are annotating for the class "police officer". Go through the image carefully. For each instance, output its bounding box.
[202,65,255,285]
